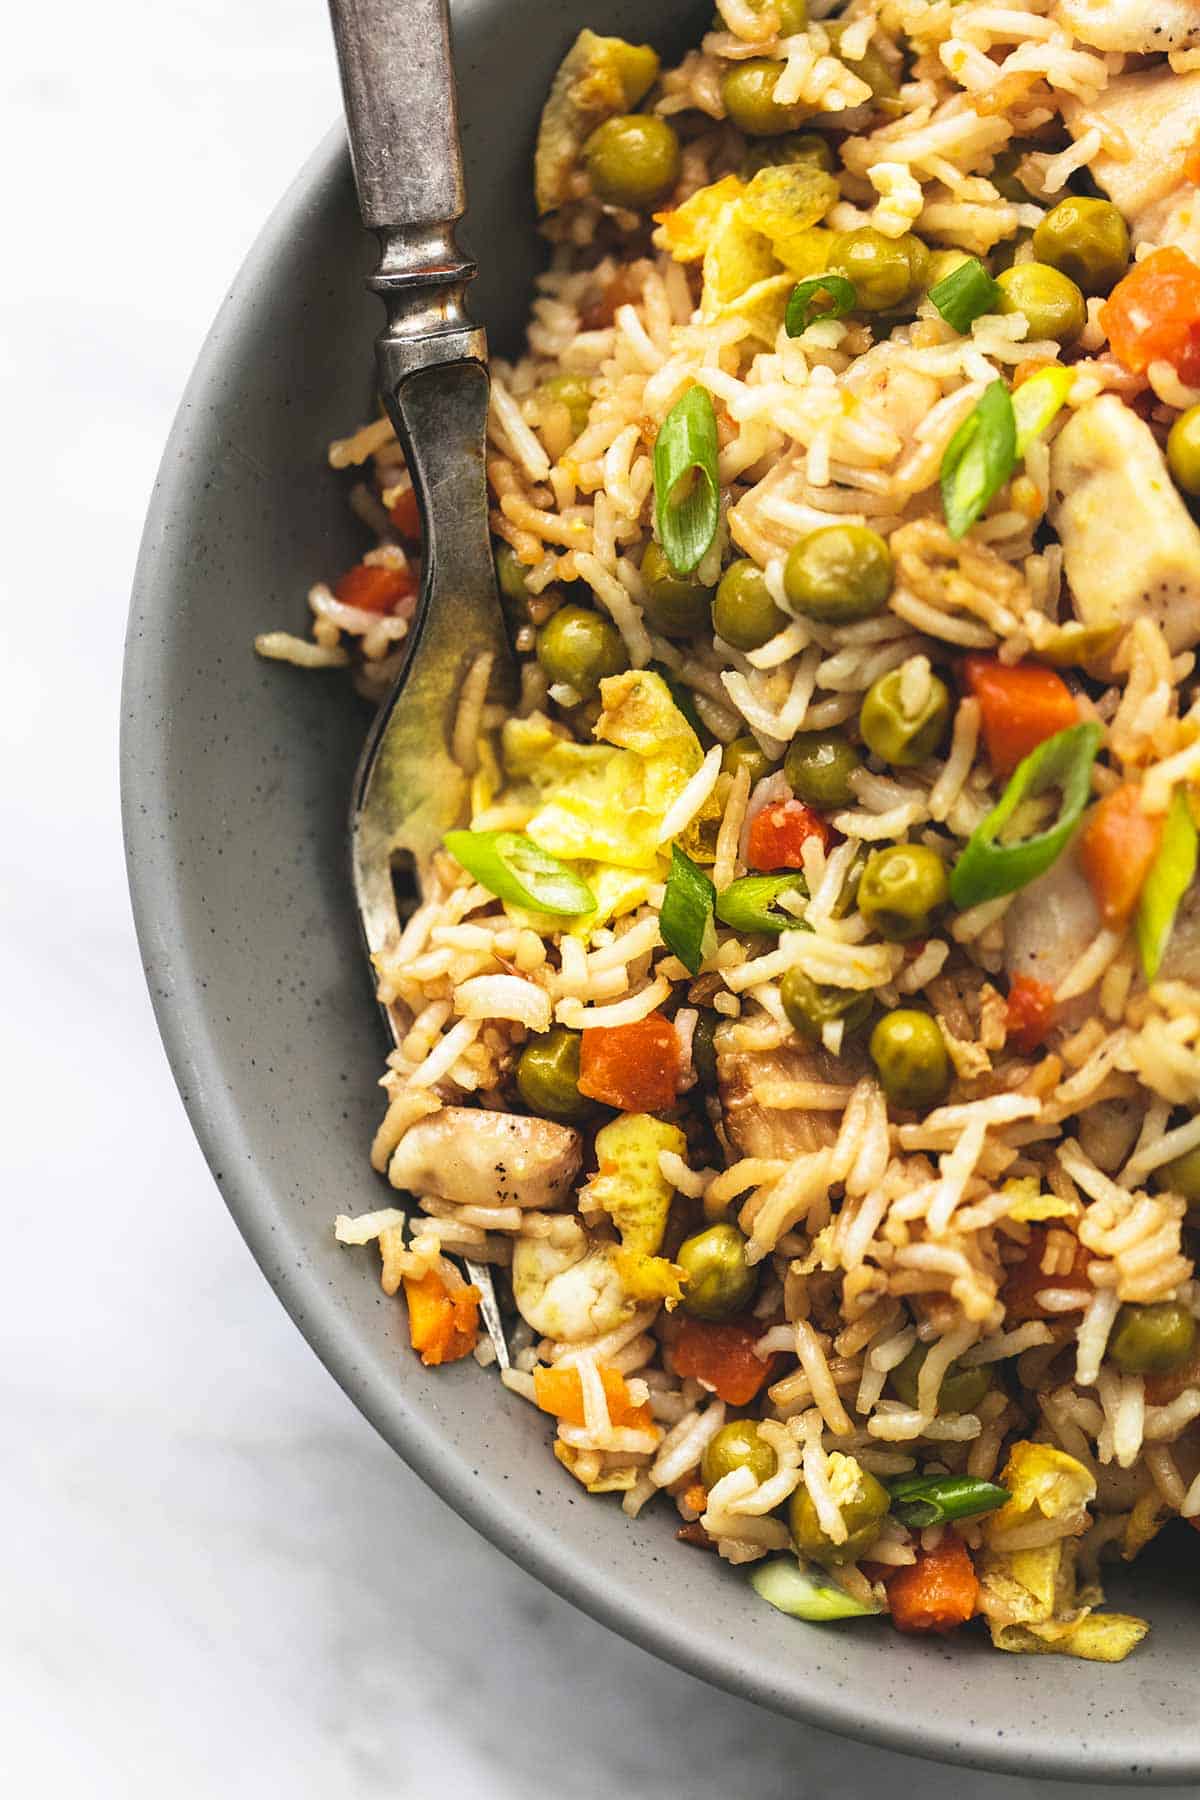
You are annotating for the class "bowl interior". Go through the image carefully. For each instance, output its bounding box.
[123,0,1199,1780]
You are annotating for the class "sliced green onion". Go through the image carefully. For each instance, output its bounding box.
[940,378,1016,541]
[1013,365,1073,458]
[887,1474,1009,1529]
[785,273,856,338]
[750,1556,881,1622]
[928,257,1000,334]
[1136,786,1198,983]
[653,386,720,576]
[655,664,705,739]
[949,721,1103,909]
[715,872,810,935]
[661,844,716,975]
[443,829,596,916]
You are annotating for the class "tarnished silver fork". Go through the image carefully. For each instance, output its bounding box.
[327,0,517,1363]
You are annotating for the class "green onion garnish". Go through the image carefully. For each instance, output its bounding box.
[443,829,596,916]
[660,844,716,975]
[887,1474,1009,1529]
[785,273,857,338]
[1012,364,1072,458]
[652,386,720,576]
[928,256,1000,334]
[715,872,811,936]
[948,721,1103,909]
[940,378,1016,541]
[1136,786,1198,983]
[750,1555,881,1622]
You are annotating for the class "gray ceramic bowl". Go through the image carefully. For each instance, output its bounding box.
[123,0,1199,1780]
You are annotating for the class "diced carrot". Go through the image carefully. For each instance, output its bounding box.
[533,1363,654,1431]
[671,1316,777,1405]
[578,1011,679,1112]
[746,798,835,871]
[887,1535,978,1634]
[676,1520,717,1550]
[1005,973,1057,1055]
[334,561,417,614]
[682,1482,709,1515]
[401,1268,480,1366]
[1002,1226,1091,1323]
[388,485,422,539]
[1078,783,1163,929]
[1101,247,1200,386]
[963,656,1079,778]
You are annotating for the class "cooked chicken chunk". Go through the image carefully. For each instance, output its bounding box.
[1048,396,1200,657]
[511,1227,631,1342]
[1065,69,1200,259]
[387,1108,582,1208]
[716,1033,866,1159]
[1004,846,1101,1000]
[1055,0,1200,55]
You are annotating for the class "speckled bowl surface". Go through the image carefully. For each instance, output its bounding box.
[122,0,1199,1780]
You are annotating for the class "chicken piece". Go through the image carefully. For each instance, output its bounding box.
[1065,69,1200,259]
[511,1226,632,1342]
[387,1108,582,1209]
[716,1032,866,1159]
[1004,845,1103,1034]
[1055,0,1200,55]
[1047,396,1200,658]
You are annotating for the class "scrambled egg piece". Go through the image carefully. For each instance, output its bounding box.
[585,1113,687,1305]
[701,200,779,320]
[1002,1177,1078,1224]
[653,175,746,262]
[979,1443,1147,1662]
[502,671,702,872]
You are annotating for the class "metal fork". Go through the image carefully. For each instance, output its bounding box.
[327,0,516,1363]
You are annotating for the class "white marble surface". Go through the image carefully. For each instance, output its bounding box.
[3,3,1194,1794]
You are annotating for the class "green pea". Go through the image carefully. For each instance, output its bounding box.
[869,1008,951,1110]
[744,0,808,30]
[583,114,682,210]
[495,542,529,608]
[890,1341,991,1414]
[1167,407,1200,499]
[859,664,951,769]
[702,1419,778,1490]
[780,966,872,1042]
[677,1222,758,1320]
[721,59,812,136]
[692,1009,720,1090]
[1032,195,1129,298]
[539,373,594,440]
[1156,1135,1200,1202]
[989,146,1034,205]
[783,524,893,623]
[713,559,788,650]
[924,248,972,291]
[515,1027,591,1122]
[722,735,777,786]
[1109,1302,1197,1376]
[789,1456,890,1566]
[825,23,900,107]
[784,729,862,808]
[995,262,1086,347]
[640,541,714,637]
[741,131,835,178]
[857,843,949,942]
[830,227,928,312]
[536,603,627,695]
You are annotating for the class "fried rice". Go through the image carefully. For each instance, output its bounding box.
[259,0,1200,1659]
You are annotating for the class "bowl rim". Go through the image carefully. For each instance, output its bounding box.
[122,124,1196,1788]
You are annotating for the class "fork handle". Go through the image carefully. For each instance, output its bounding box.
[327,0,486,379]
